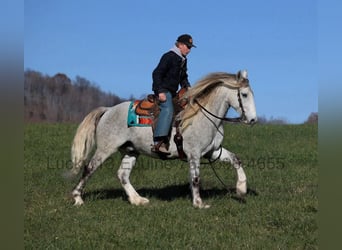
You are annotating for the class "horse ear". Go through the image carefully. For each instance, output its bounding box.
[236,70,248,82]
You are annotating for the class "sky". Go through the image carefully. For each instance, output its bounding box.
[24,0,318,124]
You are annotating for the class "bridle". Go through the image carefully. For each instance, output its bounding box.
[194,88,247,123]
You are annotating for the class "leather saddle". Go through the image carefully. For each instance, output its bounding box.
[134,87,188,123]
[135,94,160,117]
[133,87,188,159]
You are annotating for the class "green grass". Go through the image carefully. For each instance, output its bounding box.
[24,123,318,249]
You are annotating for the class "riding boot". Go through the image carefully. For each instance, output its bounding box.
[151,140,170,155]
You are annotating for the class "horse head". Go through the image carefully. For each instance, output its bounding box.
[228,70,257,125]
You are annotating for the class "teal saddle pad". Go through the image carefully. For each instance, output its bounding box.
[127,101,153,127]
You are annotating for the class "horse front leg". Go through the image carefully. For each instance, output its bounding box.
[117,155,149,206]
[210,147,247,197]
[189,156,210,208]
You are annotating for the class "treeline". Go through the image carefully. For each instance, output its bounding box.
[24,69,318,124]
[257,112,318,125]
[304,112,318,124]
[24,70,125,123]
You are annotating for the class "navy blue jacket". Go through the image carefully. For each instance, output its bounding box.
[152,51,191,97]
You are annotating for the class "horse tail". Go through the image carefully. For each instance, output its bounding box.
[70,107,109,176]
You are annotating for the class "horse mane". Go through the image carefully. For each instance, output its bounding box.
[179,72,249,130]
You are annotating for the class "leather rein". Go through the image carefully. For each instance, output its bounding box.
[194,88,246,123]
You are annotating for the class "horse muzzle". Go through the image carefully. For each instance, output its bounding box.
[247,118,257,126]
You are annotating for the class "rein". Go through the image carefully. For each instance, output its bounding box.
[194,89,246,123]
[202,146,234,193]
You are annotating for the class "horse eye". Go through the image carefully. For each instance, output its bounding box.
[242,93,248,98]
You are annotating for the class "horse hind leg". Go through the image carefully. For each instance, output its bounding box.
[117,155,149,206]
[210,147,247,197]
[72,150,110,205]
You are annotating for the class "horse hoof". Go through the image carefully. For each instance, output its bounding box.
[139,197,150,205]
[73,196,84,206]
[194,204,210,209]
[129,197,150,206]
[193,202,211,209]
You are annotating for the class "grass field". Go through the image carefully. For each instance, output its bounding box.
[24,123,317,249]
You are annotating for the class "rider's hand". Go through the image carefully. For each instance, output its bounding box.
[158,93,167,102]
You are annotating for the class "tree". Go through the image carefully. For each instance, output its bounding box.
[24,69,125,123]
[256,115,288,124]
[305,112,318,124]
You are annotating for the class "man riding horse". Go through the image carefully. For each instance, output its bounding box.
[151,34,196,154]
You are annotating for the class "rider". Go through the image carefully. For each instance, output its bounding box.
[151,34,196,154]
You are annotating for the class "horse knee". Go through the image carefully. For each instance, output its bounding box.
[216,148,241,167]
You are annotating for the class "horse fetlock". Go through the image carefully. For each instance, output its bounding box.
[71,189,84,205]
[72,188,81,197]
[192,176,200,186]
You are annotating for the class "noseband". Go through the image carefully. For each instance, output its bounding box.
[194,88,247,123]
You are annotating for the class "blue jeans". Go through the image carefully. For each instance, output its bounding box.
[154,91,173,139]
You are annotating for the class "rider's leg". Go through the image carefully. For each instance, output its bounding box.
[152,91,173,153]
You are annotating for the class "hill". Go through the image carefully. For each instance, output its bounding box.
[24,70,126,123]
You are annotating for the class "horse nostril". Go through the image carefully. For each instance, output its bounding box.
[250,119,256,124]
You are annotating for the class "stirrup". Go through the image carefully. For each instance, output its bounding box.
[151,142,170,155]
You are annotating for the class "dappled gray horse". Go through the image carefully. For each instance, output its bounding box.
[70,70,257,208]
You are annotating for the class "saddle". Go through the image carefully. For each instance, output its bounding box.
[135,94,160,117]
[134,88,188,127]
[132,88,189,159]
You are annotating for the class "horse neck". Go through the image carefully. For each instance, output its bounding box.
[205,85,232,121]
[180,85,235,131]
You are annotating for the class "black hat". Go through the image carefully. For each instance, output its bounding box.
[177,34,196,48]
